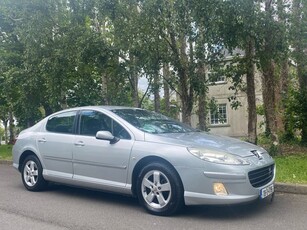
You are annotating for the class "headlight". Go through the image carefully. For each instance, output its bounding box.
[188,148,249,165]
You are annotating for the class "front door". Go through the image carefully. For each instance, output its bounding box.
[72,110,134,188]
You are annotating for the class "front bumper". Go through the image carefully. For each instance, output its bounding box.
[12,163,19,170]
[184,191,259,205]
[178,164,275,206]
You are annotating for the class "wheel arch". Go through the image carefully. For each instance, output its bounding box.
[18,150,38,172]
[131,156,184,197]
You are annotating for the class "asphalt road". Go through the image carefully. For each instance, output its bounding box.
[1,164,306,230]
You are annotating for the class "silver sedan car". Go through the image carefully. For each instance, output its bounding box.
[13,106,275,215]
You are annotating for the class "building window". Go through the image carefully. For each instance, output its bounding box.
[208,72,226,84]
[210,104,228,125]
[215,75,226,83]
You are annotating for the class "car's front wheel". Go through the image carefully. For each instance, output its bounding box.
[136,162,184,216]
[21,155,47,191]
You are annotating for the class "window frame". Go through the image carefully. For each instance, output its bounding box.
[77,110,131,140]
[45,110,78,135]
[209,103,228,125]
[207,72,227,85]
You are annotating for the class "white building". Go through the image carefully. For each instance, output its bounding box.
[190,70,265,138]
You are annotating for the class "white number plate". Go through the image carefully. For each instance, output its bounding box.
[260,184,274,199]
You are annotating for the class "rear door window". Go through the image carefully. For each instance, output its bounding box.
[46,111,77,134]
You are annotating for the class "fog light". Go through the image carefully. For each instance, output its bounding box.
[213,183,228,196]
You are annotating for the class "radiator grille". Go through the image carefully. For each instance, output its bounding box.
[248,164,274,188]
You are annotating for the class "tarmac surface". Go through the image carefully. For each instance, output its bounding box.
[1,163,307,230]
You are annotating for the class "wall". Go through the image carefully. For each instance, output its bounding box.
[191,72,265,138]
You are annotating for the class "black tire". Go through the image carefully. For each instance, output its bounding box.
[21,155,47,191]
[136,162,184,216]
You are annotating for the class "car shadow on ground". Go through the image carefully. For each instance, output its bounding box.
[47,183,140,207]
[179,199,273,219]
[46,183,274,219]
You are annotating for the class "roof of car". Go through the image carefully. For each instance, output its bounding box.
[83,105,143,110]
[60,105,145,112]
[48,106,147,118]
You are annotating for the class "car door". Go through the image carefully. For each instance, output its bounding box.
[37,110,77,180]
[72,110,134,188]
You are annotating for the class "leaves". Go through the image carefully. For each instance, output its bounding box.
[0,0,306,145]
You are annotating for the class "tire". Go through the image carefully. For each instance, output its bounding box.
[136,162,184,216]
[21,155,47,191]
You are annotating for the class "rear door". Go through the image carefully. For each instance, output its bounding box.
[37,110,77,180]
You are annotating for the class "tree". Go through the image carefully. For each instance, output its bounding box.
[291,0,307,144]
[0,125,4,145]
[220,0,291,149]
[1,0,305,149]
[0,107,9,144]
[197,0,259,142]
[1,0,115,128]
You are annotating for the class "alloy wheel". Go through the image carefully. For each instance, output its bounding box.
[23,160,39,187]
[141,170,172,209]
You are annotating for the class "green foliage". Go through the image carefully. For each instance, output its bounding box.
[257,133,281,156]
[160,99,180,120]
[0,126,4,138]
[0,0,135,128]
[284,87,307,144]
[0,145,12,160]
[274,154,307,184]
[256,104,265,116]
[0,0,306,148]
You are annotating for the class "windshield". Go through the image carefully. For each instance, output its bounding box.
[112,109,197,134]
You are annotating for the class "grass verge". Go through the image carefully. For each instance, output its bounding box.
[1,145,306,184]
[274,154,307,184]
[0,145,12,160]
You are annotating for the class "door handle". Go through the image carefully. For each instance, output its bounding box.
[74,141,85,147]
[38,138,46,143]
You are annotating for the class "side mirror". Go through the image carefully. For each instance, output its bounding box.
[96,131,120,144]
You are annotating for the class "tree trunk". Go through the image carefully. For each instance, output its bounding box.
[43,103,53,117]
[60,92,68,110]
[293,0,307,144]
[261,61,280,146]
[198,94,207,131]
[8,111,14,144]
[163,63,170,114]
[260,0,282,153]
[168,31,193,125]
[246,37,257,144]
[279,59,290,137]
[297,61,307,143]
[154,73,160,112]
[130,56,139,108]
[197,63,208,131]
[101,73,109,105]
[131,74,139,107]
[2,119,8,144]
[178,34,193,125]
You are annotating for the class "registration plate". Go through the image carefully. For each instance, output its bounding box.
[260,184,274,199]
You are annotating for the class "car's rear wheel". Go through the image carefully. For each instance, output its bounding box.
[21,155,47,191]
[136,162,183,216]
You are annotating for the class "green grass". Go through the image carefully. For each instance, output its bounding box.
[0,145,13,160]
[274,154,307,184]
[1,144,307,184]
